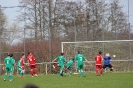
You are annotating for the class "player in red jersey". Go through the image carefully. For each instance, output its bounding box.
[94,51,103,76]
[27,52,38,77]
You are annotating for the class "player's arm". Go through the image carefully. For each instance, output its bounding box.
[2,64,5,70]
[18,64,22,68]
[32,55,36,61]
[23,60,26,65]
[12,60,15,66]
[85,59,89,64]
[101,56,104,64]
[64,58,66,63]
[27,59,30,66]
[74,56,77,61]
[102,57,104,61]
[52,58,57,62]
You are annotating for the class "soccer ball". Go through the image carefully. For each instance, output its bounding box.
[113,55,116,57]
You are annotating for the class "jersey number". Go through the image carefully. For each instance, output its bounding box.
[80,57,83,61]
[7,60,9,64]
[96,58,99,61]
[29,58,32,61]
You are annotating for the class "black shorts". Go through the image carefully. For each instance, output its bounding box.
[103,64,112,69]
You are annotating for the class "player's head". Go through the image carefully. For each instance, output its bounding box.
[22,53,25,58]
[28,52,30,55]
[106,53,109,56]
[28,52,32,55]
[61,52,64,55]
[77,51,81,54]
[24,83,39,88]
[99,51,102,55]
[10,54,13,57]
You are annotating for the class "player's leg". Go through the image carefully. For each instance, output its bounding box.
[33,65,38,77]
[69,67,72,76]
[69,71,72,76]
[78,65,83,77]
[102,65,106,70]
[22,67,25,77]
[102,65,107,73]
[109,64,113,72]
[4,72,8,81]
[19,68,24,77]
[58,70,63,76]
[4,72,7,81]
[21,66,25,75]
[30,65,34,77]
[10,67,14,80]
[4,67,8,81]
[67,66,72,76]
[78,70,81,77]
[59,65,64,76]
[9,67,13,81]
[9,73,13,81]
[18,68,21,77]
[80,64,85,77]
[99,65,103,76]
[96,65,99,75]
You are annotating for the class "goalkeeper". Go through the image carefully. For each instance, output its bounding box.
[65,59,74,76]
[17,57,24,77]
[103,53,113,72]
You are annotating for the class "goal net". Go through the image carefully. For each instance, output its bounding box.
[61,40,133,72]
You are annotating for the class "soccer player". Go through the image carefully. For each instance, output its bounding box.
[17,56,24,77]
[52,52,66,76]
[103,53,113,72]
[74,51,89,77]
[65,59,74,76]
[3,54,13,81]
[27,52,38,77]
[94,51,103,76]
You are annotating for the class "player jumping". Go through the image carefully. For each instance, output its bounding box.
[103,53,113,72]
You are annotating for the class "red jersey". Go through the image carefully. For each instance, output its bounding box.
[27,54,36,65]
[95,54,103,65]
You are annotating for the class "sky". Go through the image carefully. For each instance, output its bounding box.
[0,0,133,25]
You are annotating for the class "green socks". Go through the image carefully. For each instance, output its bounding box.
[69,72,72,76]
[9,74,13,81]
[4,74,7,80]
[79,72,85,77]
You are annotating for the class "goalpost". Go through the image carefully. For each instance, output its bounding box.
[61,40,133,72]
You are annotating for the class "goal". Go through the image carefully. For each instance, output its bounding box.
[61,40,133,72]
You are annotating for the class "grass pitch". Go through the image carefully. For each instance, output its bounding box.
[0,72,133,88]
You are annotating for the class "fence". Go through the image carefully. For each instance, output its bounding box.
[0,59,132,75]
